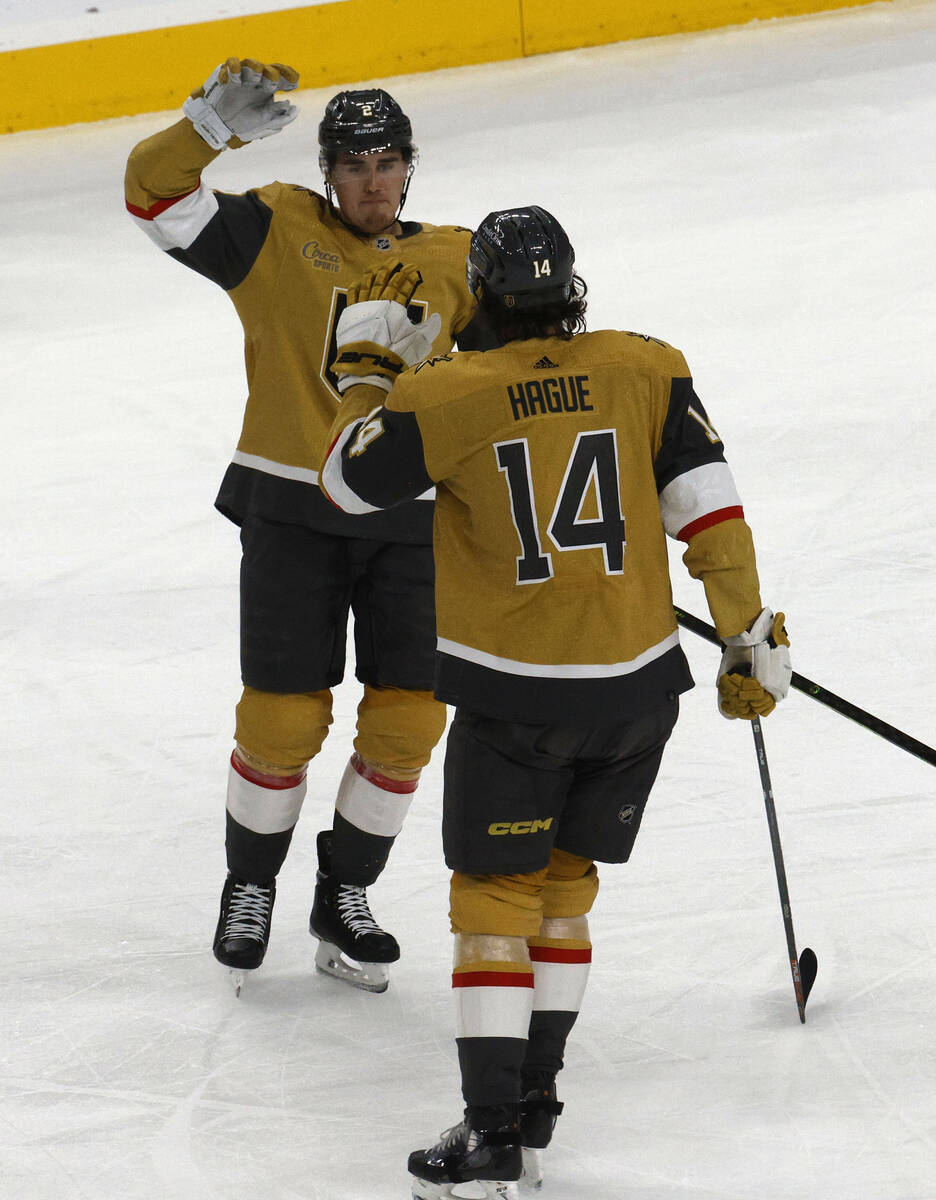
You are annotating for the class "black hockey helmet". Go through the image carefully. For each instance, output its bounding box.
[318,88,415,167]
[466,207,575,310]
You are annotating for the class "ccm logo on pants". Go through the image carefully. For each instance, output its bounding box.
[487,819,554,836]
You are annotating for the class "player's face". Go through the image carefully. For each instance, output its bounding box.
[330,150,409,234]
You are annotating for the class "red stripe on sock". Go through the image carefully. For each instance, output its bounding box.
[452,971,535,989]
[352,754,419,794]
[677,506,744,542]
[230,751,306,790]
[528,947,592,964]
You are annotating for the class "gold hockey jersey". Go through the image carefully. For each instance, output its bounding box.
[125,119,479,541]
[322,330,763,722]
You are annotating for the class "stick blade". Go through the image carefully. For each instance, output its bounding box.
[799,947,818,1006]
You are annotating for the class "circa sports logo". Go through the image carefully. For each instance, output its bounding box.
[301,240,341,272]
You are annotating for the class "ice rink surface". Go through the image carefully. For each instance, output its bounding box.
[2,2,934,1196]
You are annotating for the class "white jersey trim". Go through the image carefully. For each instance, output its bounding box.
[320,419,435,510]
[130,184,219,252]
[233,446,436,500]
[659,461,741,539]
[436,630,681,679]
[232,449,320,486]
[319,420,382,514]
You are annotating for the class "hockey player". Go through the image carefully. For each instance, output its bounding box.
[125,59,487,993]
[319,209,792,1196]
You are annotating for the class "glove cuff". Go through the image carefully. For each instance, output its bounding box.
[724,606,775,649]
[183,95,233,151]
[336,375,392,395]
[333,341,407,382]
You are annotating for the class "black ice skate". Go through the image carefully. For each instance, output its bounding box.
[308,831,399,993]
[213,874,275,996]
[408,1105,522,1200]
[518,1076,563,1192]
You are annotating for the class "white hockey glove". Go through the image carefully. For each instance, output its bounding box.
[332,262,443,394]
[183,58,299,151]
[717,607,792,720]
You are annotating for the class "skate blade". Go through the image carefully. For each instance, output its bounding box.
[411,1178,521,1199]
[518,1148,543,1192]
[314,940,390,993]
[227,968,248,997]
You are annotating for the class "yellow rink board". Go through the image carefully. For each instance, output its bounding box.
[1,0,885,134]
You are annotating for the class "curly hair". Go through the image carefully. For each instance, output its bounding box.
[480,273,588,344]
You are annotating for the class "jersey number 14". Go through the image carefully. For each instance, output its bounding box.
[495,430,627,584]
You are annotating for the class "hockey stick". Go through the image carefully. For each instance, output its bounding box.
[749,715,818,1022]
[674,607,936,768]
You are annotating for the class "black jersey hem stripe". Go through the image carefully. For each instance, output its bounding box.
[435,630,681,679]
[215,460,435,543]
[434,646,694,725]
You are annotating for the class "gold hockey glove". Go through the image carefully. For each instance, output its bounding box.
[718,672,778,718]
[347,262,424,307]
[717,609,791,720]
[332,263,443,394]
[184,58,299,150]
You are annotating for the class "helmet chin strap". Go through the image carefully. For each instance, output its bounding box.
[397,160,415,216]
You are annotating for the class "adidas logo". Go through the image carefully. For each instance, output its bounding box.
[533,355,558,369]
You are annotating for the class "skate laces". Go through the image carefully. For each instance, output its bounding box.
[434,1119,474,1153]
[224,881,272,942]
[335,883,384,936]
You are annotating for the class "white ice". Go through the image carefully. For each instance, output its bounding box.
[2,2,934,1197]
[0,0,332,52]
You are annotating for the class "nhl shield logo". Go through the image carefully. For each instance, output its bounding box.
[375,237,392,251]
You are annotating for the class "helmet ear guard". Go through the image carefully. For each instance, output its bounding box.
[465,241,494,300]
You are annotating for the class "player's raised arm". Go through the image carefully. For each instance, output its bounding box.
[124,58,299,283]
[320,263,440,512]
